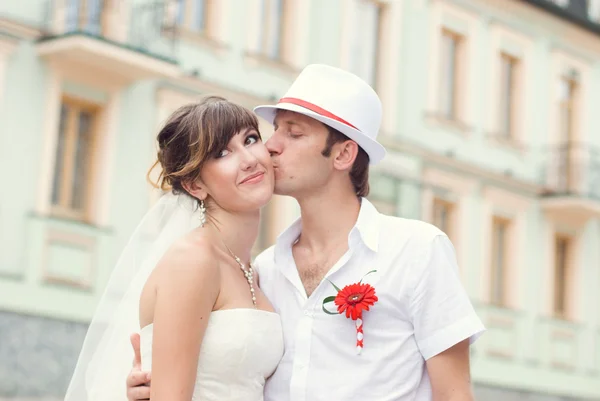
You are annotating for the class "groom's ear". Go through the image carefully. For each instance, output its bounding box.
[182,179,208,202]
[332,140,359,172]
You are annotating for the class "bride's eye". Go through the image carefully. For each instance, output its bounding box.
[245,134,259,145]
[217,148,230,158]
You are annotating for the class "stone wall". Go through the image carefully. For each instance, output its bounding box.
[1,310,597,401]
[0,311,87,399]
[474,384,596,401]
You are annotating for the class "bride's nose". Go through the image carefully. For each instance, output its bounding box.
[239,149,259,171]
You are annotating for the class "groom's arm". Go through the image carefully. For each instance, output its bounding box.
[409,235,484,401]
[426,339,474,401]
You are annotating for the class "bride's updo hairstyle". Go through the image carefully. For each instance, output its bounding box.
[148,96,261,203]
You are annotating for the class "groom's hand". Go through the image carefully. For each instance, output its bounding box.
[126,333,151,401]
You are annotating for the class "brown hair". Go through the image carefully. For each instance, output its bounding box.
[321,126,370,197]
[148,96,260,198]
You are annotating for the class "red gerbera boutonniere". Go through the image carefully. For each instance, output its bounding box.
[322,270,378,354]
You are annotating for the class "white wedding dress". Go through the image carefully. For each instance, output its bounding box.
[140,308,284,401]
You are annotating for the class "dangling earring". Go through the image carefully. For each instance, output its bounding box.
[199,199,207,227]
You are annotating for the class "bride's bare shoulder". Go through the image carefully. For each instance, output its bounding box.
[155,232,221,280]
[140,232,219,326]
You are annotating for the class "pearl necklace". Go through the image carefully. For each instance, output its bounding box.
[224,244,257,307]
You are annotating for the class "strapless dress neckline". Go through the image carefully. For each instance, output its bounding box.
[140,308,284,401]
[140,307,279,332]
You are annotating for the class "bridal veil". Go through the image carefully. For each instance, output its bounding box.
[64,193,200,400]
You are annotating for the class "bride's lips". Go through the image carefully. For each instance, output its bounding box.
[239,171,265,185]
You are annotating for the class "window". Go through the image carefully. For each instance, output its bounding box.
[371,3,384,88]
[175,0,212,33]
[589,0,600,22]
[553,234,573,318]
[557,74,578,192]
[51,97,99,220]
[549,0,569,8]
[439,29,464,120]
[499,53,519,138]
[486,24,531,147]
[258,0,289,60]
[432,197,454,239]
[65,0,104,35]
[345,0,383,86]
[558,74,577,144]
[490,216,510,306]
[368,173,399,216]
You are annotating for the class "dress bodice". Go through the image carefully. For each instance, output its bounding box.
[140,308,284,401]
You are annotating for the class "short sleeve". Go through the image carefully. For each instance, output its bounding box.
[409,235,485,360]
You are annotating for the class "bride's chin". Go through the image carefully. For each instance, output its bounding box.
[219,193,272,215]
[246,183,274,207]
[248,194,273,212]
[245,194,274,213]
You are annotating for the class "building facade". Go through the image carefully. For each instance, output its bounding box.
[0,0,598,400]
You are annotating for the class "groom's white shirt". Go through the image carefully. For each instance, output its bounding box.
[254,198,485,401]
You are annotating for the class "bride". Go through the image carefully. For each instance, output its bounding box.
[64,96,284,401]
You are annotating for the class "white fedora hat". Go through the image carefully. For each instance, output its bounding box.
[254,64,386,164]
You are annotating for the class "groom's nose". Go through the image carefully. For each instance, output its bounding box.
[265,134,282,157]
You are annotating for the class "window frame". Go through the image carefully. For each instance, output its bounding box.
[50,95,100,222]
[438,28,464,121]
[490,215,511,306]
[175,0,214,35]
[553,232,573,319]
[498,52,520,139]
[432,196,455,240]
[257,0,290,61]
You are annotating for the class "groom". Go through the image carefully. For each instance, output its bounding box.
[126,64,485,400]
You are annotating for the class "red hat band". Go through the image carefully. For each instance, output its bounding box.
[278,97,360,131]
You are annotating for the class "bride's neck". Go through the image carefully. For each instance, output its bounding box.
[204,206,260,265]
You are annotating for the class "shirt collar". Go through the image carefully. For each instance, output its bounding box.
[274,197,380,259]
[353,197,380,252]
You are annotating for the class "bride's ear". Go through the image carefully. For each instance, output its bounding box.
[182,179,208,202]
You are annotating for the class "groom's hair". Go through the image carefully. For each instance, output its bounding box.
[148,96,260,200]
[321,126,370,197]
